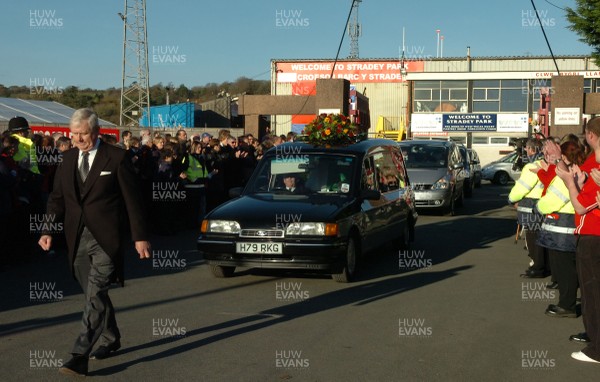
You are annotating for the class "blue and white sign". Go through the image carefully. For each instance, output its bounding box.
[443,114,497,132]
[411,113,528,133]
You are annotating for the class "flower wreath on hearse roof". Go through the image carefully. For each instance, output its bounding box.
[300,113,367,146]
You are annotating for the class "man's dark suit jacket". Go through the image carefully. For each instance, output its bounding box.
[46,141,148,285]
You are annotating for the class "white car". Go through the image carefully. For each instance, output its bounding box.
[481,151,522,185]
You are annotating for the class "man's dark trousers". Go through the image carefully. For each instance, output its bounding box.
[577,235,600,361]
[71,226,120,356]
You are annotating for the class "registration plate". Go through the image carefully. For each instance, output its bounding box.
[236,242,283,254]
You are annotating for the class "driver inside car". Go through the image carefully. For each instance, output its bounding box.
[282,173,306,194]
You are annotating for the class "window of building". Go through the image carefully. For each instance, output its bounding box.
[473,136,490,144]
[413,80,468,113]
[472,80,527,112]
[490,137,510,145]
[584,78,592,94]
[451,136,467,144]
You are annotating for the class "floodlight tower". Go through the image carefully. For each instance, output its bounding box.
[119,0,151,126]
[348,0,362,59]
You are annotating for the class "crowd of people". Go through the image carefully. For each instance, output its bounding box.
[509,119,600,364]
[0,115,298,265]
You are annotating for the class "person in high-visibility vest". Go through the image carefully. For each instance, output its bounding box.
[181,140,214,228]
[8,116,43,210]
[535,140,586,318]
[509,138,547,278]
[9,116,39,175]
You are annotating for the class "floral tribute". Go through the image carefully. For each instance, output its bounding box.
[302,113,364,146]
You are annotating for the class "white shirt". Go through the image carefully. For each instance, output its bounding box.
[78,139,101,170]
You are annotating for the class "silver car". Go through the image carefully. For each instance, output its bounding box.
[481,151,521,185]
[398,140,465,215]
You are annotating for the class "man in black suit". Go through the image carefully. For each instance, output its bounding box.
[38,108,151,377]
[282,173,305,194]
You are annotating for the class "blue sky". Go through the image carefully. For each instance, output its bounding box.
[0,0,592,90]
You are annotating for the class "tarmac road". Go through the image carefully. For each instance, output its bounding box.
[0,182,598,381]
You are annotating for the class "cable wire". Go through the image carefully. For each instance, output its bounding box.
[530,0,561,74]
[273,0,357,131]
[543,0,567,11]
[330,0,357,78]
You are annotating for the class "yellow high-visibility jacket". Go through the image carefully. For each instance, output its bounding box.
[536,176,575,215]
[12,134,40,174]
[185,154,208,183]
[509,160,543,203]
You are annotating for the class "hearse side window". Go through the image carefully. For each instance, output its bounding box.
[391,149,407,189]
[374,149,403,192]
[361,156,377,191]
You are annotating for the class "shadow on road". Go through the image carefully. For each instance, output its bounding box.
[91,264,472,377]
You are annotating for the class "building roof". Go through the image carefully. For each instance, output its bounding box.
[0,97,115,126]
[271,55,594,62]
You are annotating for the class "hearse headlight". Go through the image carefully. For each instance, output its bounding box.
[201,220,241,234]
[285,223,338,236]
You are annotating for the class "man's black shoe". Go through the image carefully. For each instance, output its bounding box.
[569,332,591,343]
[545,281,559,289]
[89,340,121,360]
[545,304,577,318]
[520,269,547,278]
[59,354,88,377]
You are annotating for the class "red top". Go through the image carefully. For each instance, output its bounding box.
[580,152,597,175]
[537,164,556,197]
[575,159,600,235]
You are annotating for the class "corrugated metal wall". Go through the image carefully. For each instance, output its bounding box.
[354,82,405,133]
[424,56,600,72]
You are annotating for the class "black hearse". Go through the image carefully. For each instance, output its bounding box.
[197,139,417,282]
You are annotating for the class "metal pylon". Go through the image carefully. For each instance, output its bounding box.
[119,0,150,127]
[348,0,362,59]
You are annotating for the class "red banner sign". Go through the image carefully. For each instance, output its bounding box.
[31,126,121,142]
[276,60,424,83]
